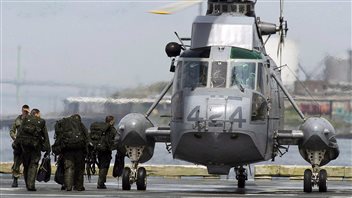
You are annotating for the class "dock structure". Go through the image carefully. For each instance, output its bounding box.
[0,163,351,180]
[254,165,352,181]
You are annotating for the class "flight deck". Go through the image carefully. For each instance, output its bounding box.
[0,174,351,197]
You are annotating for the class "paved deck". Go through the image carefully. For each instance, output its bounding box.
[0,174,351,197]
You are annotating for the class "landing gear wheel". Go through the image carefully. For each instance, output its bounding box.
[122,167,131,190]
[136,167,147,190]
[238,176,245,188]
[318,169,327,192]
[304,169,312,193]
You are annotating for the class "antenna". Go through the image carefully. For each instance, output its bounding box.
[174,32,186,50]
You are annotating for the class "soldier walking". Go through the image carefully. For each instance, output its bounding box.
[9,104,30,187]
[15,109,51,191]
[89,115,117,189]
[54,114,89,191]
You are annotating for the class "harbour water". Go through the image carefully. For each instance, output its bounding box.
[1,129,351,166]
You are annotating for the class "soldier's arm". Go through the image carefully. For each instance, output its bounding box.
[9,117,19,140]
[111,127,119,150]
[42,120,51,153]
[81,123,91,144]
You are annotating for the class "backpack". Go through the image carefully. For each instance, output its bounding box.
[16,115,43,148]
[89,122,111,151]
[54,117,86,150]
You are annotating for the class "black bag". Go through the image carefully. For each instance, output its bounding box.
[54,156,65,185]
[112,151,125,177]
[36,155,51,182]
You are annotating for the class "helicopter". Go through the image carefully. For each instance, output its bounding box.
[116,0,339,193]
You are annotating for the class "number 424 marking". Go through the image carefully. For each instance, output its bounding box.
[186,106,246,128]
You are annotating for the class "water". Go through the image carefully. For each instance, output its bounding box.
[1,129,351,166]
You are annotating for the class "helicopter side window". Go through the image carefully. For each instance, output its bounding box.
[231,62,256,89]
[182,61,208,89]
[211,61,227,88]
[231,5,237,12]
[175,61,183,91]
[251,92,267,121]
[257,63,264,93]
[239,5,245,13]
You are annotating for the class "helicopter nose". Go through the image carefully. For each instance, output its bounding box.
[205,95,249,130]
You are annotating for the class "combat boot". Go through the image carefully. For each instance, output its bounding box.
[27,187,37,191]
[11,177,18,188]
[74,186,85,191]
[97,183,107,189]
[97,168,108,189]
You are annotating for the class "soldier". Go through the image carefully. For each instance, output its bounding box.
[9,104,30,187]
[56,114,89,191]
[90,115,117,189]
[15,108,51,191]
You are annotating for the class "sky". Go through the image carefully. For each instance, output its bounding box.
[1,0,351,115]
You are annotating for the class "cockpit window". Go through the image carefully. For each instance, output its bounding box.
[230,47,263,59]
[231,62,256,89]
[211,61,227,88]
[182,61,208,89]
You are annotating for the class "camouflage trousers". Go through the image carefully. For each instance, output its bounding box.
[12,143,22,178]
[97,151,112,186]
[63,149,86,191]
[21,146,41,190]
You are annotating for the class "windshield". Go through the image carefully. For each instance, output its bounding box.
[231,62,256,89]
[211,61,227,88]
[182,61,208,88]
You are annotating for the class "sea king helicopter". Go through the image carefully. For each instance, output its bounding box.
[116,0,339,193]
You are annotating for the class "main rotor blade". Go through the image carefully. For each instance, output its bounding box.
[280,0,284,19]
[149,0,202,15]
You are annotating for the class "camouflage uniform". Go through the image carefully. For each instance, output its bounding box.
[62,116,89,191]
[16,115,51,191]
[96,126,117,189]
[9,115,25,187]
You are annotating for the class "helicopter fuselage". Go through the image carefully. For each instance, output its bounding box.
[170,44,284,174]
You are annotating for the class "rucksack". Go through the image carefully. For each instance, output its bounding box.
[16,115,43,148]
[54,117,86,150]
[89,122,111,151]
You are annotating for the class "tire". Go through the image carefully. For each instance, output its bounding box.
[304,169,312,193]
[122,167,131,190]
[319,169,327,192]
[136,167,147,191]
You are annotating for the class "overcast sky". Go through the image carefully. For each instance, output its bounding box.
[1,0,351,115]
